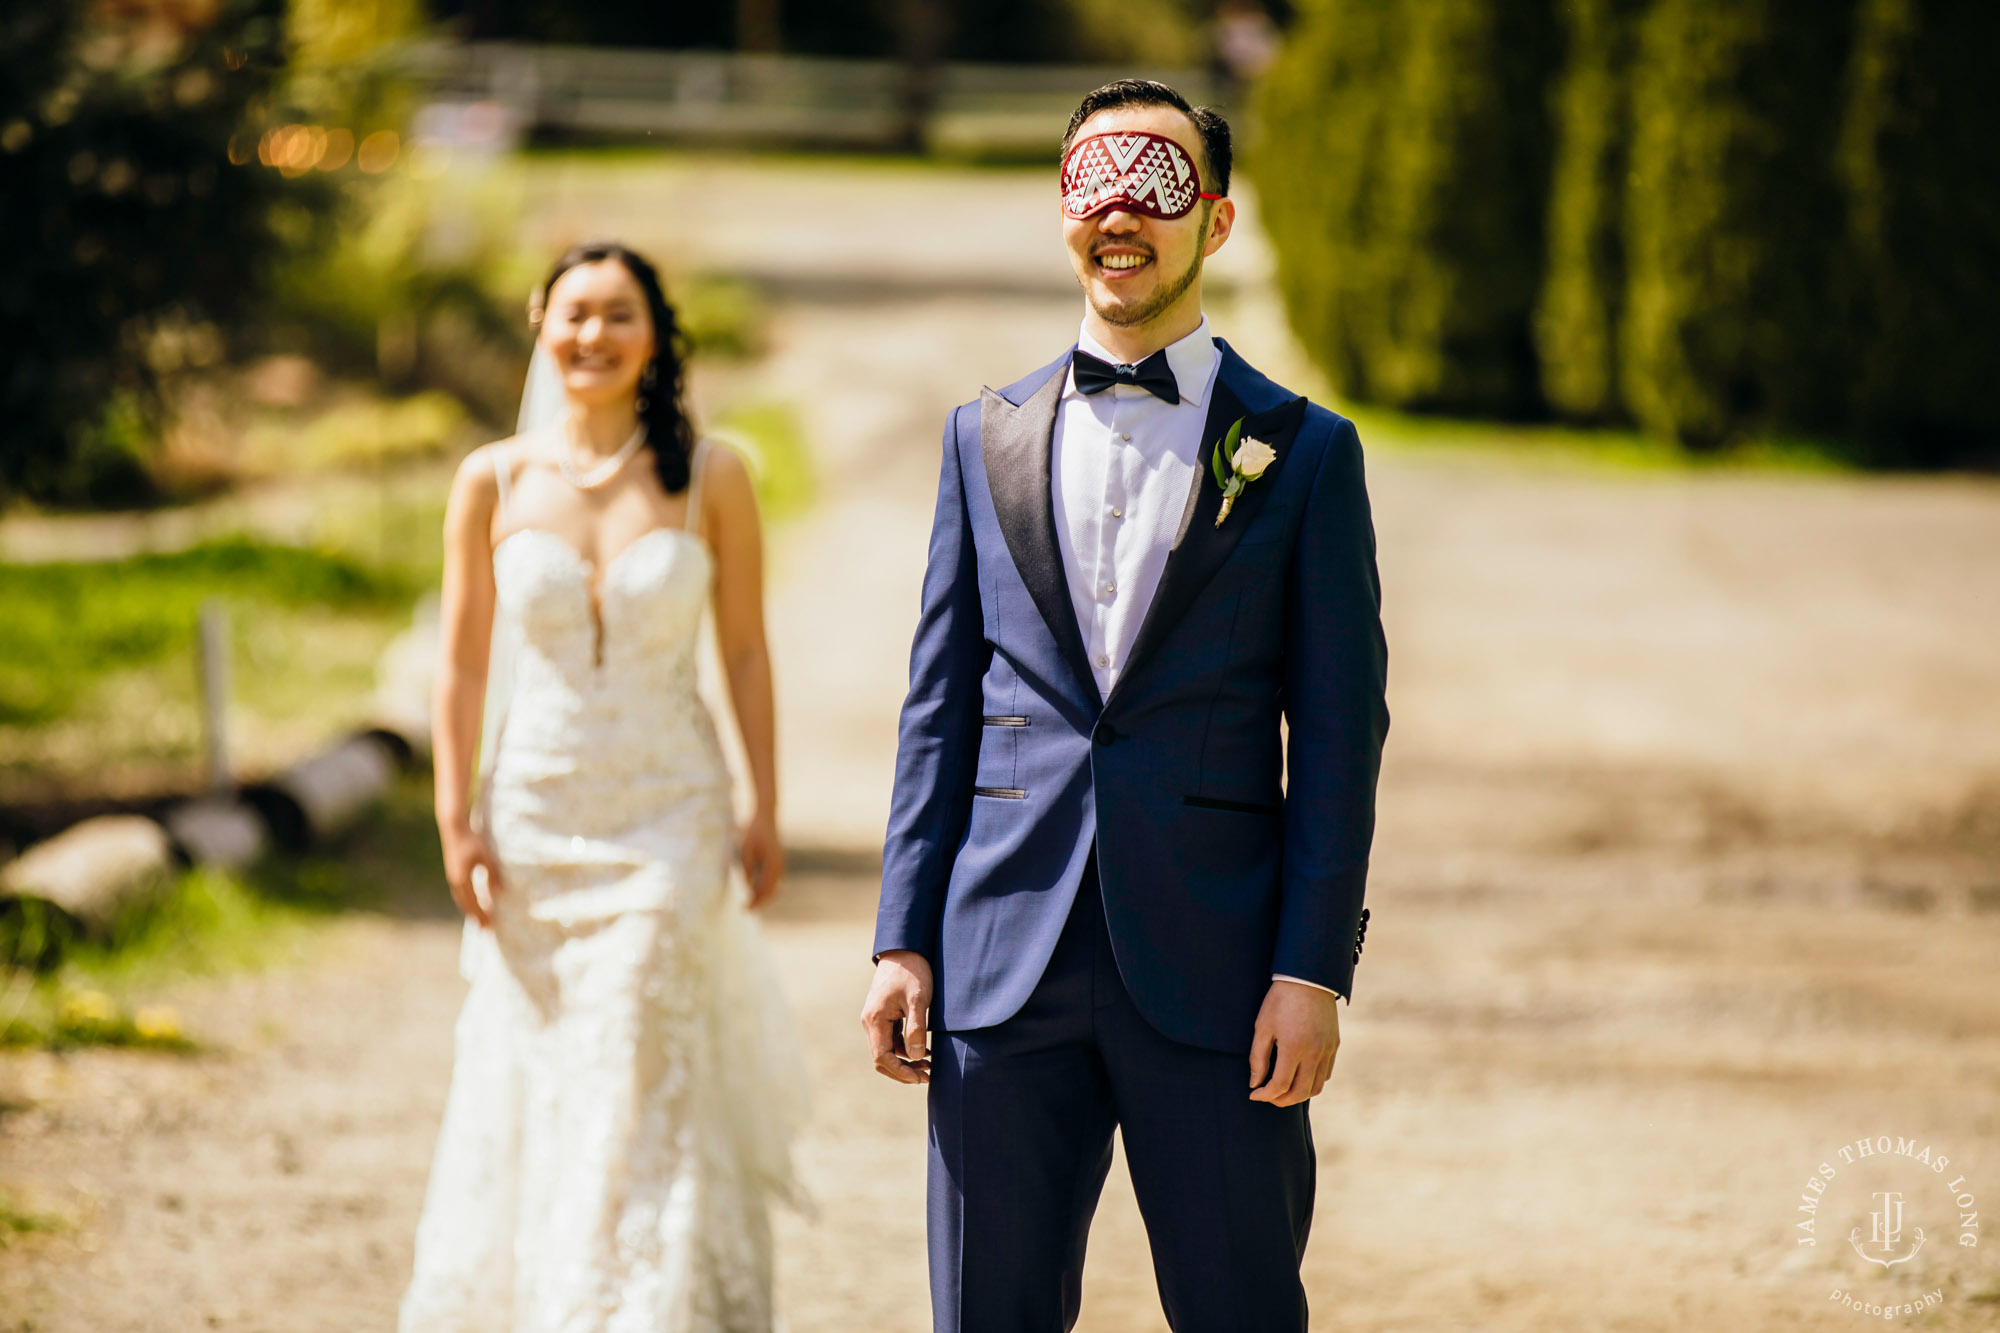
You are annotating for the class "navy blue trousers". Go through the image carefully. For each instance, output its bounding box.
[927,860,1315,1333]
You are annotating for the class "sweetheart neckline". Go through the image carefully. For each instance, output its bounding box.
[493,524,710,578]
[492,526,710,668]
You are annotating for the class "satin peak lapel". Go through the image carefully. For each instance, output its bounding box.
[979,370,1100,705]
[1109,384,1309,707]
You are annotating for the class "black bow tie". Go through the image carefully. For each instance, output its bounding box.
[1072,348,1181,405]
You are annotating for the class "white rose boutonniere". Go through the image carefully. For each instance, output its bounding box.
[1208,418,1277,527]
[1233,438,1277,478]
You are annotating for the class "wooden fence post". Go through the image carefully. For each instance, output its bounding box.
[198,599,231,794]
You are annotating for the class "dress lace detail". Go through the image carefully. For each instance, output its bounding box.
[402,455,806,1333]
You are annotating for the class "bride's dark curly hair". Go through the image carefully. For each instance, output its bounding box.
[530,240,697,494]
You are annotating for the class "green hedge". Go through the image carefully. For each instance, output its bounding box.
[1620,0,1855,449]
[1259,0,2000,463]
[1256,0,1561,418]
[1533,0,1642,422]
[1834,0,2000,464]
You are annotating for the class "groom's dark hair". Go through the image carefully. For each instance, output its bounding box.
[1061,79,1232,198]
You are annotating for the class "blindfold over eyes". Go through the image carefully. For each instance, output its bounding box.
[1061,130,1223,221]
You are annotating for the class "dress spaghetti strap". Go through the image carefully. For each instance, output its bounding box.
[684,439,712,537]
[490,443,513,523]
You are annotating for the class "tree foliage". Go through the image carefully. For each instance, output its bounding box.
[1833,0,2000,464]
[1256,0,1560,418]
[1619,0,1854,449]
[1259,0,2000,464]
[1532,0,1641,423]
[0,0,297,507]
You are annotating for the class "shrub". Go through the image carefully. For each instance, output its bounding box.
[237,389,470,473]
[1533,0,1644,423]
[1256,0,1561,418]
[1618,0,1856,450]
[1267,0,2000,465]
[1834,0,2000,465]
[257,167,531,415]
[0,0,306,507]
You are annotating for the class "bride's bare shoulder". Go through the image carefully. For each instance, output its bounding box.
[448,437,533,521]
[698,437,754,487]
[695,438,760,518]
[453,434,540,493]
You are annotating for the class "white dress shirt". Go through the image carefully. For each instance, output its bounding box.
[1050,318,1342,1001]
[1051,317,1220,700]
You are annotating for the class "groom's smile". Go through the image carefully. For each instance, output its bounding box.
[1091,242,1154,277]
[1061,103,1234,341]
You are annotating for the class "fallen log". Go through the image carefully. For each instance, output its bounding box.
[162,797,269,871]
[244,732,401,851]
[0,816,177,965]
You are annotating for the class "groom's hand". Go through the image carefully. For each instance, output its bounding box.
[862,950,934,1085]
[1248,979,1342,1107]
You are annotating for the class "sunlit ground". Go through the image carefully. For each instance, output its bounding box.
[3,150,1997,1332]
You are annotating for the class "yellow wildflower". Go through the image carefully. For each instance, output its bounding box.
[134,1006,183,1041]
[59,989,116,1026]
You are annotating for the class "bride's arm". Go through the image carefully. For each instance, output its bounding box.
[704,445,784,908]
[433,446,505,926]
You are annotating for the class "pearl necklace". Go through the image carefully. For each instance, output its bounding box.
[558,417,647,490]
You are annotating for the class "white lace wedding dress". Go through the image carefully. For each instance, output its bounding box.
[401,441,806,1333]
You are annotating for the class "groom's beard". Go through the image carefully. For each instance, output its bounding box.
[1085,241,1204,329]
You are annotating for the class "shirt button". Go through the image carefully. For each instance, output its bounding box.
[1120,432,1132,442]
[1111,507,1123,519]
[1096,653,1110,668]
[1104,582,1116,596]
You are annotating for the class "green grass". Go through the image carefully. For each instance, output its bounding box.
[677,273,770,360]
[0,1189,67,1245]
[0,975,199,1053]
[0,537,418,729]
[2,773,446,1051]
[1345,403,1854,475]
[0,529,435,796]
[712,401,817,524]
[0,864,323,1049]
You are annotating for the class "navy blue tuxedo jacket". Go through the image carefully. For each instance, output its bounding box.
[873,340,1389,1053]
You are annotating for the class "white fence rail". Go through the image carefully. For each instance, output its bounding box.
[406,43,1227,155]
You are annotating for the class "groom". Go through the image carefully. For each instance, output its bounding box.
[862,79,1389,1332]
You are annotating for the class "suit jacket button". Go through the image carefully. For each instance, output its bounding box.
[1093,722,1116,746]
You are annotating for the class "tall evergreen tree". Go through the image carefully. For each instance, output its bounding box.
[1619,0,1854,448]
[1835,0,2000,464]
[1534,0,1643,423]
[1257,0,1560,417]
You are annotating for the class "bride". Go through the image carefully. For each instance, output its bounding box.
[402,240,806,1332]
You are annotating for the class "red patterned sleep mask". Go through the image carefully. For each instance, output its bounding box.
[1061,130,1223,221]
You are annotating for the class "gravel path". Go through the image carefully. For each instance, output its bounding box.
[5,160,2000,1332]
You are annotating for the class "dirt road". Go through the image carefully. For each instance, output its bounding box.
[5,160,2000,1332]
